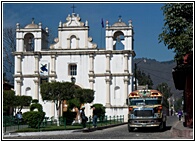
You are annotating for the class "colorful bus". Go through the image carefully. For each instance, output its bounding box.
[127,89,167,132]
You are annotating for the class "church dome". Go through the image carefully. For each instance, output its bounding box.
[112,16,127,27]
[112,22,127,27]
[25,18,39,29]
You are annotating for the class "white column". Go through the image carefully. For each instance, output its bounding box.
[124,77,129,106]
[18,39,24,52]
[34,79,39,100]
[109,37,113,50]
[124,53,128,73]
[105,77,111,107]
[17,55,22,74]
[76,38,79,49]
[89,54,94,73]
[89,53,94,90]
[16,79,22,96]
[34,54,39,74]
[85,30,88,48]
[106,53,110,73]
[51,55,56,74]
[67,38,70,49]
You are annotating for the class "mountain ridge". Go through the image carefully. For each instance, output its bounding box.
[133,58,183,98]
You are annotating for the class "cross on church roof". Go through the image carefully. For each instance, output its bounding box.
[118,15,122,22]
[71,4,76,13]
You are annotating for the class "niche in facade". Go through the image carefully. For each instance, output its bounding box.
[70,35,77,49]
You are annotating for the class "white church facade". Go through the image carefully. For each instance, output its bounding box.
[14,11,135,121]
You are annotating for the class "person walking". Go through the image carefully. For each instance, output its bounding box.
[91,105,98,128]
[80,106,87,128]
[178,110,183,121]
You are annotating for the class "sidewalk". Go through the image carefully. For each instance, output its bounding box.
[171,118,193,139]
[3,123,126,138]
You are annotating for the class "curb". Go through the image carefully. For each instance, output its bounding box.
[82,122,127,132]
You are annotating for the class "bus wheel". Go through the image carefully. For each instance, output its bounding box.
[128,125,134,132]
[158,122,166,131]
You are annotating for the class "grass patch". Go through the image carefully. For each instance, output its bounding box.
[14,120,123,132]
[15,124,83,132]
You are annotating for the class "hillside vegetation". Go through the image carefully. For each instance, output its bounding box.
[133,58,182,98]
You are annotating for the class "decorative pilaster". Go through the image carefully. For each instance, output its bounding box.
[106,53,111,73]
[33,79,39,100]
[16,79,22,96]
[51,54,56,74]
[124,53,129,73]
[34,54,39,74]
[105,77,111,107]
[89,53,94,73]
[67,37,70,49]
[124,77,129,106]
[76,38,79,49]
[89,53,94,90]
[17,55,22,74]
[85,30,88,48]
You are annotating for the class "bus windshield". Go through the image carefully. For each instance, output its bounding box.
[145,99,162,105]
[129,98,162,105]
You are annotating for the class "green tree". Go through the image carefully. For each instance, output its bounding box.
[159,3,193,63]
[3,90,15,115]
[175,97,183,112]
[40,81,77,126]
[15,95,32,113]
[136,69,153,89]
[156,82,172,109]
[68,88,94,109]
[3,90,32,116]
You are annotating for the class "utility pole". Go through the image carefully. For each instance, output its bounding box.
[135,63,137,90]
[134,59,146,90]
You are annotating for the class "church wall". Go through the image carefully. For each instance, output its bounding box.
[40,101,53,118]
[110,76,124,106]
[93,77,106,104]
[55,54,90,88]
[59,30,87,49]
[110,54,124,73]
[21,78,35,96]
[94,54,106,73]
[22,56,35,74]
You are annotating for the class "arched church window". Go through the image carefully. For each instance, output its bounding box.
[113,31,125,50]
[114,86,120,99]
[25,87,31,96]
[70,35,77,49]
[24,33,34,51]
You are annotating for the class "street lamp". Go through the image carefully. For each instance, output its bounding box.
[134,59,146,90]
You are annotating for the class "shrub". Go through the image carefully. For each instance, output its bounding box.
[23,111,45,128]
[22,101,45,128]
[92,103,105,119]
[62,111,77,125]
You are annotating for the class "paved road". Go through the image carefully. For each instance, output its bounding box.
[4,116,179,140]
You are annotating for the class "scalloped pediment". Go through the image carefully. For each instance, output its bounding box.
[63,13,84,27]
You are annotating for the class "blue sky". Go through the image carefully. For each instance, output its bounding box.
[3,2,176,61]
